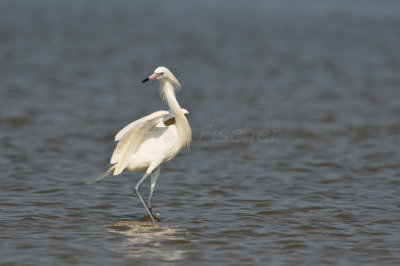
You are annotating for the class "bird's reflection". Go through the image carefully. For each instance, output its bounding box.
[107,220,189,261]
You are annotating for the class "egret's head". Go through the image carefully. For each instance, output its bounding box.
[142,66,181,88]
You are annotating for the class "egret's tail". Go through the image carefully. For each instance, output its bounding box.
[86,166,115,184]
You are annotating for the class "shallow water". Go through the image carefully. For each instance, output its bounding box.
[1,0,400,265]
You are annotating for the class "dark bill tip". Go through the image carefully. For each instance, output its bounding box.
[142,77,149,83]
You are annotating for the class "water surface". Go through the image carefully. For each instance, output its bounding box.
[1,0,400,265]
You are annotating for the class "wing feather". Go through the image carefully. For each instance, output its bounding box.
[111,110,169,175]
[161,108,189,124]
[114,120,141,141]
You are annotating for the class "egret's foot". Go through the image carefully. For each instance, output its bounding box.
[139,214,160,222]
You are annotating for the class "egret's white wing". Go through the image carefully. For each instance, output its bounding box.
[114,109,188,140]
[111,110,169,175]
[161,108,189,126]
[114,120,141,141]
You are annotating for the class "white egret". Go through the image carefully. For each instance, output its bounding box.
[88,66,191,222]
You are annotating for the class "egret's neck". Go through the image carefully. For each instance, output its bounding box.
[161,81,191,148]
[161,81,181,113]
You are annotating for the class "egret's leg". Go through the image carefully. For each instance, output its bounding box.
[134,172,155,222]
[147,166,161,212]
[134,159,163,222]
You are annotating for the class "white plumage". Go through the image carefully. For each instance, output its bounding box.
[88,66,191,222]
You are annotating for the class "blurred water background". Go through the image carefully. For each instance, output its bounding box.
[1,0,400,265]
